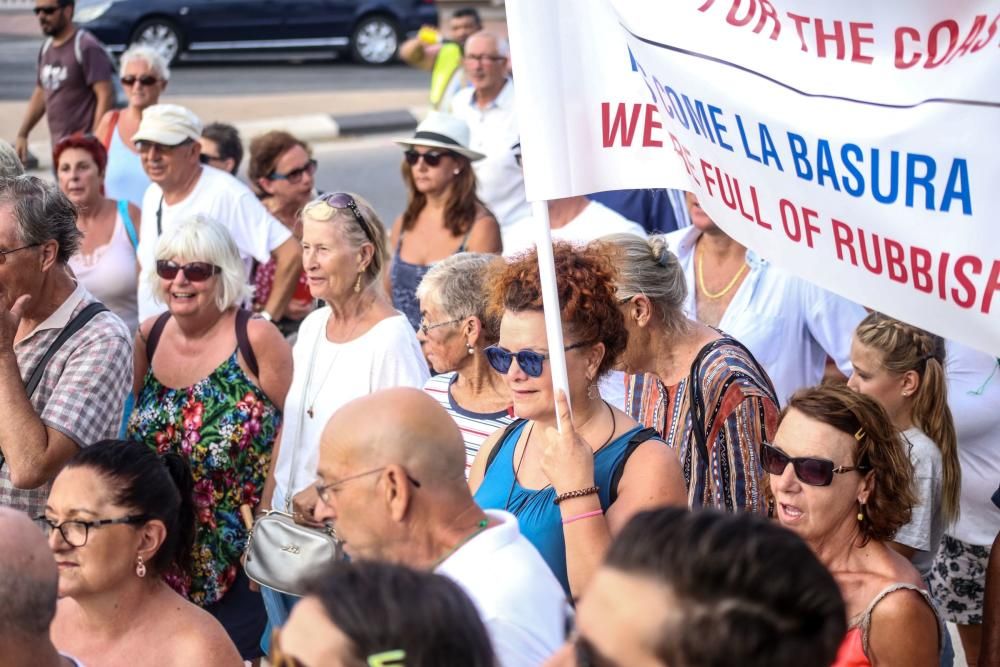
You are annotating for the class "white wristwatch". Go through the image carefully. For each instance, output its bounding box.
[260,310,274,322]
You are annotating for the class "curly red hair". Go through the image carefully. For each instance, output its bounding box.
[53,133,108,174]
[486,242,627,377]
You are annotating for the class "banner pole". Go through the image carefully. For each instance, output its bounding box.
[531,200,571,430]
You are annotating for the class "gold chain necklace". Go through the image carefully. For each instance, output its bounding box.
[305,298,372,418]
[696,242,748,300]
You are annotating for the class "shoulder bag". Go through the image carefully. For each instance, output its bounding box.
[243,318,341,596]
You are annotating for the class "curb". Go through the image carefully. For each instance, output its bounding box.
[26,106,426,171]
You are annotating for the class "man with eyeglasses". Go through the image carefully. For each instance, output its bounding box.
[132,104,302,322]
[311,388,568,667]
[0,177,131,519]
[0,508,83,667]
[451,31,531,244]
[15,0,115,165]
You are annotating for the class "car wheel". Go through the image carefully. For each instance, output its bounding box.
[350,14,400,65]
[130,18,183,65]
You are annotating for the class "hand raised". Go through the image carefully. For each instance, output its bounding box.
[540,390,597,496]
[0,289,30,349]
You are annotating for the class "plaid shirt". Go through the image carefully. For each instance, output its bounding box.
[1,284,132,518]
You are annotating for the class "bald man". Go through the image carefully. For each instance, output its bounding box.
[314,387,568,667]
[0,508,80,667]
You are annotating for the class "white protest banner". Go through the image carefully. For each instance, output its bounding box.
[506,0,1000,355]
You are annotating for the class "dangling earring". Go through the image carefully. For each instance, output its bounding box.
[587,377,599,401]
[857,502,866,523]
[354,272,362,293]
[453,169,461,176]
[135,555,147,578]
[467,343,475,355]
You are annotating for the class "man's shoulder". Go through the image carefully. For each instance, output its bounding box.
[75,296,132,344]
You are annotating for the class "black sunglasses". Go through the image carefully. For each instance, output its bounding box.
[760,442,870,487]
[121,75,159,87]
[484,341,591,378]
[34,5,62,15]
[269,159,318,183]
[310,193,376,246]
[156,260,221,282]
[404,149,453,167]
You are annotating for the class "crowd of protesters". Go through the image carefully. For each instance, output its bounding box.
[1,2,998,667]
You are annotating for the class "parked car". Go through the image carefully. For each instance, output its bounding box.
[73,0,438,65]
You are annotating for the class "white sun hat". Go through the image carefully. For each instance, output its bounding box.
[132,104,203,146]
[394,112,486,161]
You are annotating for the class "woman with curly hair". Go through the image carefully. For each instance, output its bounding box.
[388,113,501,329]
[469,242,687,597]
[768,384,941,667]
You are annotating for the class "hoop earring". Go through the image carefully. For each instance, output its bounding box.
[136,555,147,578]
[587,380,599,401]
[354,272,362,293]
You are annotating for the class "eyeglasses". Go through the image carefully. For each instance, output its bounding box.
[617,295,634,305]
[121,75,159,87]
[759,442,871,487]
[419,317,461,336]
[464,54,507,63]
[269,159,318,183]
[33,5,61,15]
[136,139,194,154]
[155,260,221,282]
[315,467,421,505]
[199,153,224,164]
[306,193,376,247]
[404,149,453,167]
[484,341,591,378]
[36,514,149,548]
[0,243,41,264]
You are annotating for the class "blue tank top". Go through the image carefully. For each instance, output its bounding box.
[390,229,471,330]
[474,420,646,595]
[104,121,151,207]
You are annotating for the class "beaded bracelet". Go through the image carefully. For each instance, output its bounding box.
[553,486,600,505]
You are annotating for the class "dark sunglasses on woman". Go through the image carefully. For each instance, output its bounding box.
[404,149,453,167]
[484,341,591,378]
[120,75,159,87]
[269,159,318,184]
[155,260,221,282]
[759,442,871,487]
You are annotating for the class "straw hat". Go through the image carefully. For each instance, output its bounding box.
[394,112,485,161]
[133,104,203,146]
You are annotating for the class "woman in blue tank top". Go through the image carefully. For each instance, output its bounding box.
[470,243,687,597]
[387,113,502,329]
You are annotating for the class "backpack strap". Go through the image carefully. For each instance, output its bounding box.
[144,311,172,365]
[24,302,108,399]
[235,309,259,378]
[103,109,121,150]
[608,427,659,505]
[485,418,528,472]
[117,199,138,250]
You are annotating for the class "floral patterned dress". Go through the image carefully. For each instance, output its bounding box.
[127,351,281,606]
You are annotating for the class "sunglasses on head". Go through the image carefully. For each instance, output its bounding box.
[484,341,591,378]
[309,192,376,246]
[33,5,62,15]
[404,149,453,167]
[121,75,159,87]
[760,442,870,487]
[155,260,220,282]
[269,159,318,184]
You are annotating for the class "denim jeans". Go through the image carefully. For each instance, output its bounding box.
[259,586,300,655]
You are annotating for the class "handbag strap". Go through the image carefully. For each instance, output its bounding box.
[282,318,324,512]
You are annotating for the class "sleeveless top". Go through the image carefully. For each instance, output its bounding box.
[67,200,139,333]
[390,228,471,329]
[473,420,649,594]
[103,120,151,206]
[126,313,282,606]
[832,583,942,667]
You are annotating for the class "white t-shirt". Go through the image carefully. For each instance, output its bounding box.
[501,201,647,257]
[894,427,944,578]
[946,341,1000,546]
[271,308,430,510]
[136,166,292,321]
[436,510,570,667]
[451,80,531,231]
[664,226,867,405]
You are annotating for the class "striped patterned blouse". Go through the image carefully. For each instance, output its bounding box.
[423,372,514,478]
[624,337,779,513]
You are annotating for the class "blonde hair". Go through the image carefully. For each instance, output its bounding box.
[149,215,251,311]
[855,313,960,526]
[302,193,388,288]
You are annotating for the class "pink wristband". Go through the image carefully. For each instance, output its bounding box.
[562,509,604,525]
